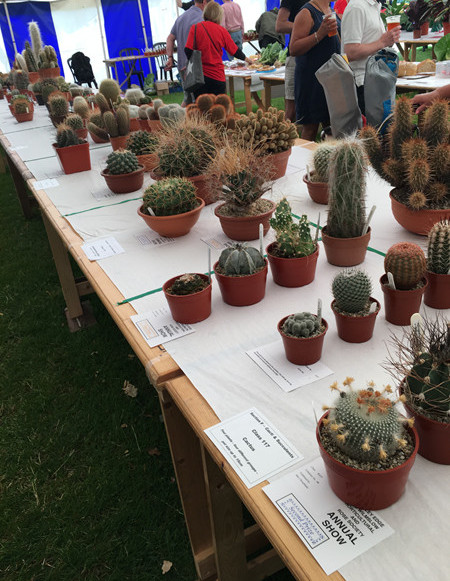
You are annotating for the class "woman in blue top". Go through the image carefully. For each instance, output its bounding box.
[290,0,340,140]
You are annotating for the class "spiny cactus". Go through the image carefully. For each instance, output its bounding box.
[55,125,82,148]
[48,94,68,117]
[282,312,321,338]
[38,45,58,69]
[65,114,84,131]
[332,269,372,314]
[55,76,70,92]
[312,143,336,182]
[99,78,120,105]
[87,122,109,141]
[103,110,119,137]
[125,87,145,105]
[169,273,208,295]
[116,105,129,135]
[427,220,450,274]
[105,149,140,175]
[13,101,31,115]
[326,139,367,239]
[73,96,90,119]
[139,105,151,120]
[125,130,159,156]
[16,53,28,74]
[422,101,450,147]
[218,243,265,276]
[142,178,198,216]
[28,22,43,61]
[41,79,58,103]
[94,92,111,114]
[12,70,29,91]
[269,198,315,258]
[322,378,411,463]
[384,242,426,290]
[158,104,185,127]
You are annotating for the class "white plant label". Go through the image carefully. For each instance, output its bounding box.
[131,306,194,347]
[81,237,125,261]
[33,179,59,190]
[135,231,175,247]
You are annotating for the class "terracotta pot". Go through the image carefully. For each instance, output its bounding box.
[101,166,144,194]
[75,127,88,140]
[163,274,212,324]
[424,270,450,309]
[0,89,4,100]
[390,192,450,235]
[137,153,159,172]
[88,130,109,144]
[317,412,419,510]
[129,117,140,132]
[53,141,91,174]
[6,93,12,103]
[265,148,291,180]
[303,173,329,205]
[138,118,151,132]
[266,243,319,288]
[413,28,421,39]
[321,226,371,267]
[278,316,328,365]
[14,111,34,123]
[214,200,276,241]
[421,22,429,35]
[39,66,61,79]
[443,20,450,35]
[28,71,40,84]
[137,198,205,237]
[380,274,427,326]
[187,173,217,205]
[110,135,129,151]
[148,119,163,132]
[331,298,380,343]
[214,260,268,306]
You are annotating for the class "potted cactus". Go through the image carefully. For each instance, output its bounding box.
[360,98,450,235]
[386,315,450,465]
[267,198,319,287]
[303,143,336,204]
[163,273,212,324]
[137,178,205,237]
[12,98,33,122]
[125,130,159,172]
[143,98,165,131]
[48,93,69,126]
[65,113,87,140]
[317,378,419,509]
[38,45,60,78]
[52,125,91,174]
[87,111,109,144]
[213,243,268,306]
[321,138,372,267]
[22,40,40,83]
[424,220,450,309]
[103,106,130,150]
[101,150,144,194]
[331,269,381,343]
[278,311,327,365]
[381,242,428,326]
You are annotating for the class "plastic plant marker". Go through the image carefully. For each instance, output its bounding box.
[317,298,322,326]
[315,212,321,245]
[387,272,396,290]
[208,247,211,284]
[259,223,264,256]
[362,205,376,236]
[369,301,378,314]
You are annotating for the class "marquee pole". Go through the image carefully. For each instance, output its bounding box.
[2,0,18,59]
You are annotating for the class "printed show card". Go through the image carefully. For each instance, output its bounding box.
[33,178,59,190]
[263,458,394,575]
[135,231,175,247]
[131,306,194,348]
[246,341,332,393]
[81,237,125,261]
[205,408,303,488]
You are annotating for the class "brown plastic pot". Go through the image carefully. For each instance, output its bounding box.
[110,135,129,151]
[421,21,429,35]
[214,260,268,306]
[138,118,151,132]
[215,200,276,241]
[321,226,371,267]
[163,273,212,324]
[390,192,450,235]
[413,28,421,38]
[380,274,427,326]
[278,316,328,365]
[137,153,158,172]
[39,66,61,79]
[101,166,144,194]
[317,412,419,509]
[424,271,450,309]
[53,141,91,174]
[148,119,163,132]
[265,148,291,180]
[129,117,140,132]
[137,198,205,237]
[266,243,319,288]
[187,174,218,205]
[303,173,329,204]
[28,71,40,83]
[14,111,34,123]
[331,298,380,343]
[75,127,88,140]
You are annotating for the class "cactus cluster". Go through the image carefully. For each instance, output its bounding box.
[158,104,186,127]
[282,312,321,338]
[427,220,450,275]
[269,198,315,258]
[360,98,450,210]
[142,178,198,216]
[99,78,120,106]
[48,94,69,117]
[125,130,159,156]
[41,78,59,103]
[332,269,372,314]
[65,114,84,131]
[105,150,140,175]
[322,378,411,463]
[218,243,265,276]
[384,242,426,290]
[55,125,83,148]
[103,106,129,137]
[73,96,90,119]
[186,93,236,128]
[311,143,336,183]
[169,273,208,295]
[124,87,145,105]
[38,45,58,69]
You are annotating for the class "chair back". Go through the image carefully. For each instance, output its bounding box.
[152,42,176,80]
[119,48,143,75]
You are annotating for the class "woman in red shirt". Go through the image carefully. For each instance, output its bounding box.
[185,1,251,98]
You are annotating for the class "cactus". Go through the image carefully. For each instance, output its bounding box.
[48,94,68,117]
[153,98,164,112]
[322,379,411,463]
[326,138,367,239]
[38,45,58,69]
[13,101,31,115]
[125,130,159,156]
[94,92,111,114]
[269,198,315,258]
[169,273,208,295]
[124,87,145,105]
[214,94,233,115]
[158,104,185,127]
[69,84,84,97]
[12,70,29,91]
[427,220,450,275]
[65,114,84,131]
[142,178,198,216]
[16,53,28,73]
[55,125,82,148]
[87,122,109,141]
[282,312,321,338]
[41,79,58,103]
[28,22,43,61]
[99,78,120,105]
[332,269,372,314]
[55,77,70,92]
[116,105,129,136]
[384,242,426,290]
[73,96,90,119]
[88,112,105,128]
[218,243,265,276]
[422,100,449,147]
[105,150,140,175]
[311,143,336,182]
[139,105,151,119]
[103,110,119,137]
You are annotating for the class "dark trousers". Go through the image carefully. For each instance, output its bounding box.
[356,84,366,116]
[193,76,226,99]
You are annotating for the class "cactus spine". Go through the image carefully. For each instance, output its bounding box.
[142,178,198,216]
[427,220,450,274]
[218,243,265,276]
[332,269,372,314]
[282,312,322,338]
[125,130,159,156]
[65,114,84,131]
[48,94,68,117]
[269,198,315,258]
[105,150,140,175]
[384,242,426,290]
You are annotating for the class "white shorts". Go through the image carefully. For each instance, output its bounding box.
[285,56,295,101]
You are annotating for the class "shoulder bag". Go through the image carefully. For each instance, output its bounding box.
[184,24,205,92]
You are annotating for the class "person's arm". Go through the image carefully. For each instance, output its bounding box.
[276,7,294,34]
[412,84,450,114]
[289,10,337,56]
[345,26,400,62]
[165,33,176,70]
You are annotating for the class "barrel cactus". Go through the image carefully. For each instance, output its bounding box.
[55,125,82,148]
[332,269,372,314]
[126,130,159,156]
[169,273,208,295]
[218,243,265,276]
[311,143,336,183]
[65,114,84,131]
[142,178,198,216]
[282,312,321,338]
[13,101,31,115]
[12,70,29,91]
[427,220,450,275]
[269,198,315,258]
[384,242,426,290]
[105,150,140,175]
[48,94,69,117]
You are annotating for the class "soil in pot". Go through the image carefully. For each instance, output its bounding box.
[101,166,144,194]
[380,274,427,326]
[332,298,380,343]
[266,243,319,288]
[53,141,91,174]
[137,198,205,238]
[303,173,328,205]
[278,316,328,365]
[163,274,212,324]
[215,200,276,241]
[424,271,450,309]
[321,226,371,267]
[214,260,268,306]
[264,148,291,180]
[390,191,450,235]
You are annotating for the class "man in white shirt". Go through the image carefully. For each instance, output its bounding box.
[342,0,400,114]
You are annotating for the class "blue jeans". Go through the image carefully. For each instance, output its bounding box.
[227,30,243,60]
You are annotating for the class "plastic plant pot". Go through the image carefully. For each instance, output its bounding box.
[214,200,276,242]
[101,166,144,194]
[278,316,328,365]
[380,274,427,326]
[331,298,380,343]
[321,226,371,267]
[303,173,329,204]
[137,198,205,238]
[163,274,212,324]
[266,243,319,288]
[53,141,91,174]
[214,260,268,306]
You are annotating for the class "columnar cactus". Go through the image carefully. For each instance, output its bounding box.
[218,243,265,276]
[427,220,450,275]
[384,242,426,290]
[269,198,315,258]
[282,312,321,338]
[170,273,208,295]
[99,78,120,105]
[103,110,119,137]
[28,22,43,61]
[125,130,159,156]
[12,70,29,91]
[65,114,84,131]
[312,143,336,183]
[55,125,82,148]
[38,46,58,69]
[105,150,140,175]
[332,269,372,314]
[142,178,198,216]
[48,94,69,117]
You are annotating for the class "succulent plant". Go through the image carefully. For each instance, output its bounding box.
[73,96,90,119]
[169,273,208,295]
[105,149,140,175]
[311,143,336,183]
[125,130,159,156]
[48,94,69,117]
[55,77,70,92]
[282,312,322,338]
[269,198,316,258]
[124,87,145,105]
[55,125,83,148]
[94,92,111,114]
[384,242,426,290]
[427,220,450,275]
[332,269,372,314]
[99,78,120,105]
[218,243,265,276]
[87,122,109,141]
[158,104,186,127]
[12,70,29,91]
[38,45,58,69]
[28,22,43,61]
[41,79,59,103]
[65,114,84,131]
[13,101,31,115]
[322,378,411,463]
[142,178,198,216]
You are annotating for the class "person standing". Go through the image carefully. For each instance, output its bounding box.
[255,8,285,49]
[222,0,245,58]
[276,0,309,122]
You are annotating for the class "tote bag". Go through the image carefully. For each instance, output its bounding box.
[184,25,205,92]
[364,48,398,130]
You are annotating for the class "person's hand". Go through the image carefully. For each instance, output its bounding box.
[316,14,338,41]
[176,0,182,8]
[411,91,434,114]
[165,56,174,71]
[380,25,401,48]
[245,57,252,65]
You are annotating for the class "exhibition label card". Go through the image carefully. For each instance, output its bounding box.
[246,340,332,392]
[263,458,394,575]
[131,306,194,347]
[82,237,125,261]
[135,231,175,247]
[205,408,303,488]
[33,178,59,190]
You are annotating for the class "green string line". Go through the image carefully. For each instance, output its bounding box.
[63,196,142,217]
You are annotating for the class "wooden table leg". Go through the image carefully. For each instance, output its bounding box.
[263,79,272,110]
[243,77,253,114]
[5,153,36,219]
[228,76,235,109]
[411,44,416,61]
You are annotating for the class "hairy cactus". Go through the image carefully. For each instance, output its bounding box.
[422,101,450,147]
[125,130,158,156]
[332,269,372,314]
[38,45,58,69]
[125,87,145,105]
[384,242,426,290]
[55,125,82,148]
[158,104,185,127]
[28,22,43,61]
[16,53,28,73]
[169,273,208,295]
[327,139,367,239]
[282,312,321,338]
[87,122,109,141]
[427,220,450,274]
[65,114,84,131]
[322,379,411,463]
[105,149,140,175]
[48,94,68,117]
[269,198,315,258]
[218,243,265,276]
[142,178,197,216]
[94,92,111,114]
[12,70,29,91]
[312,143,336,182]
[99,78,120,105]
[73,96,90,119]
